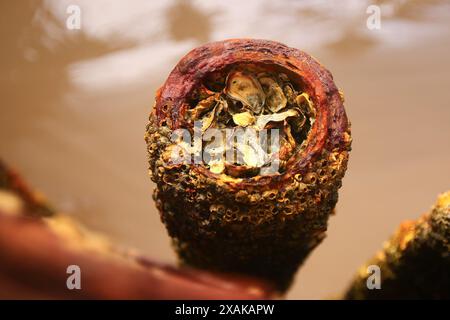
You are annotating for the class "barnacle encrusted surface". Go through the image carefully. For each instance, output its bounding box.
[145,39,352,291]
[344,191,450,299]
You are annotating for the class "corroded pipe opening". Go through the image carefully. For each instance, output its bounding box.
[146,39,351,292]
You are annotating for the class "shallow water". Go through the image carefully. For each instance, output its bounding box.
[1,0,450,299]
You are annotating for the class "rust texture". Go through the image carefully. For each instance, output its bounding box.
[344,191,450,299]
[146,39,352,292]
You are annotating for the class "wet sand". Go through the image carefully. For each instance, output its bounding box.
[1,1,449,299]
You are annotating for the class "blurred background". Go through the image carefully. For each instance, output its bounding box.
[1,0,449,299]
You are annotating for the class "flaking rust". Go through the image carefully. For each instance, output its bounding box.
[145,39,352,292]
[344,191,450,299]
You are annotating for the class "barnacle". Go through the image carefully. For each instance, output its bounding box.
[344,191,450,300]
[145,39,352,292]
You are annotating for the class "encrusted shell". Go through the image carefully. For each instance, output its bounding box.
[255,109,298,130]
[259,77,287,113]
[225,71,265,114]
[232,111,255,127]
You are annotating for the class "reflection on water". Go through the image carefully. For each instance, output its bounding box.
[167,0,211,42]
[1,0,449,299]
[38,0,450,90]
